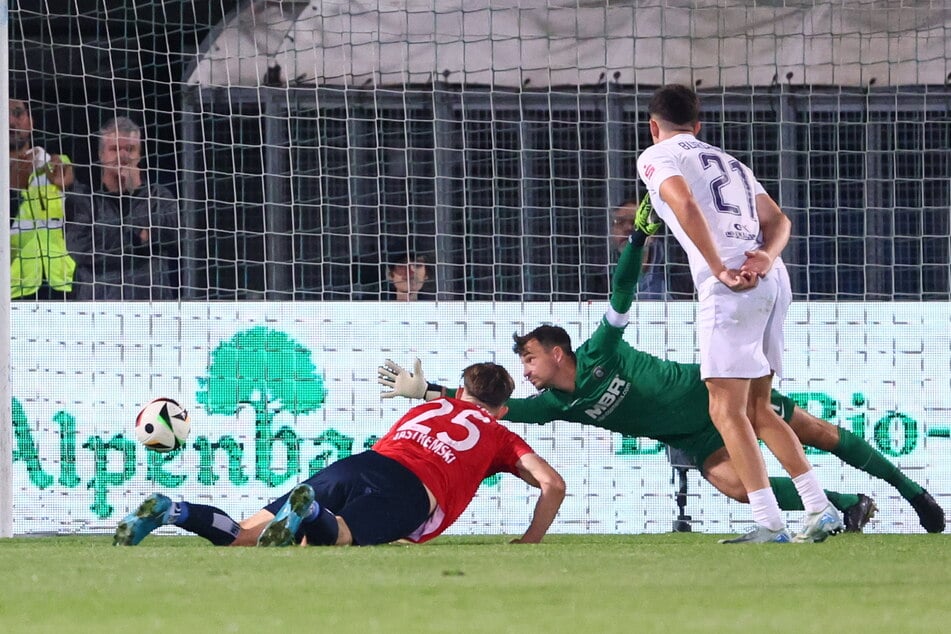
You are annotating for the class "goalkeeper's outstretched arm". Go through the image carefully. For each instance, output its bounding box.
[378,196,662,400]
[378,359,446,401]
[609,194,662,319]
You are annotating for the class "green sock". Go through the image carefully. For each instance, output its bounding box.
[825,491,860,513]
[769,477,804,510]
[769,477,859,512]
[833,428,924,501]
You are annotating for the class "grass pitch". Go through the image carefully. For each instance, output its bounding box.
[1,533,948,633]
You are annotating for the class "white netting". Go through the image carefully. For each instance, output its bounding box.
[4,1,950,536]
[10,0,951,301]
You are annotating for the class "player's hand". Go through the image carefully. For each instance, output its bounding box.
[634,194,662,236]
[629,194,662,247]
[378,358,428,399]
[47,155,74,190]
[739,249,773,279]
[717,268,758,291]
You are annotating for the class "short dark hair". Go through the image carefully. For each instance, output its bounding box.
[648,84,700,127]
[512,325,576,362]
[462,362,515,409]
[9,83,31,104]
[615,198,641,211]
[387,252,429,269]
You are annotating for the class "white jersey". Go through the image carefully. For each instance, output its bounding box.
[637,134,768,287]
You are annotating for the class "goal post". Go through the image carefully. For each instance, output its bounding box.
[1,0,12,539]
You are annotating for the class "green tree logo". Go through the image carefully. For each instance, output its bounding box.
[196,326,326,486]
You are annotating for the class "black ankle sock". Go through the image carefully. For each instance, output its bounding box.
[173,502,240,546]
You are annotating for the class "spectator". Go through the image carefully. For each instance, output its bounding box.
[67,117,180,300]
[9,97,80,300]
[384,252,434,301]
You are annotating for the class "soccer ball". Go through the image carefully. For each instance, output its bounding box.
[135,397,190,452]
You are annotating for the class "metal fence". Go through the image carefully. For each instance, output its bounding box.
[181,84,951,301]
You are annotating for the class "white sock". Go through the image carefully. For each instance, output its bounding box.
[792,470,830,513]
[748,487,785,531]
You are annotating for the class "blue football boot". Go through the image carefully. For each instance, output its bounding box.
[257,484,316,547]
[719,525,792,544]
[793,502,845,543]
[113,494,173,546]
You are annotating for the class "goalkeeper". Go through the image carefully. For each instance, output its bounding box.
[378,197,944,535]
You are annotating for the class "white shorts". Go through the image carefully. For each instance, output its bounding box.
[696,264,790,380]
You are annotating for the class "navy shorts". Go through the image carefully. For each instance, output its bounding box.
[264,450,431,546]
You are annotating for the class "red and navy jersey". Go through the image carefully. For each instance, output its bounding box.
[373,397,534,542]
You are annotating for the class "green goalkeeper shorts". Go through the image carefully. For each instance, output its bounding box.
[667,390,798,473]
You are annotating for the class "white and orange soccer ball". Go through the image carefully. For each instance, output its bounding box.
[135,397,190,452]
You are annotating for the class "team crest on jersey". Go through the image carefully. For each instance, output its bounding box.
[593,366,605,379]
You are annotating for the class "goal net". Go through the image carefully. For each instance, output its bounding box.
[4,0,950,537]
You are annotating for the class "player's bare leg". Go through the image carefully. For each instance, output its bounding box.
[706,378,790,543]
[785,409,839,450]
[232,509,275,545]
[702,449,748,502]
[707,378,770,492]
[703,447,875,532]
[748,376,811,478]
[748,375,843,541]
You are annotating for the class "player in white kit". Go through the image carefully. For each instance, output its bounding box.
[636,84,843,543]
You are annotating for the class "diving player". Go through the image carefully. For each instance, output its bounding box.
[116,363,565,547]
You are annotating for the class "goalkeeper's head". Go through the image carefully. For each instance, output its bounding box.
[461,363,516,416]
[512,326,575,362]
[511,326,578,392]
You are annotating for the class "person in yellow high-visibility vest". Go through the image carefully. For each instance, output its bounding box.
[9,98,77,299]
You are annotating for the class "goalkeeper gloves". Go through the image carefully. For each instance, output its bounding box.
[378,358,444,400]
[630,193,663,247]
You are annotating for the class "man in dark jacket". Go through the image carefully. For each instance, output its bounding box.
[67,116,180,300]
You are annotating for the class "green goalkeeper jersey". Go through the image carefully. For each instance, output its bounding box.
[447,328,792,447]
[506,239,714,442]
[454,240,716,443]
[504,320,714,445]
[446,240,792,444]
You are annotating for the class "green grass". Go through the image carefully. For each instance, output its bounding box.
[1,533,949,633]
